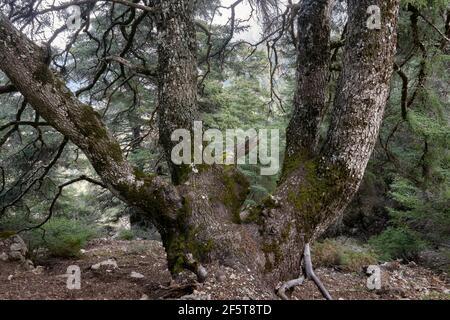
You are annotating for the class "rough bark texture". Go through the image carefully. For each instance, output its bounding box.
[152,0,263,275]
[0,0,400,295]
[444,9,450,53]
[285,0,334,157]
[317,0,400,235]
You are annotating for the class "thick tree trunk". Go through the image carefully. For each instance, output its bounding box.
[285,0,334,157]
[0,10,184,260]
[0,0,399,296]
[155,0,199,184]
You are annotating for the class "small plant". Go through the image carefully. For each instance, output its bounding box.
[369,226,427,261]
[421,292,450,300]
[1,216,98,258]
[39,217,98,258]
[339,250,378,272]
[312,238,378,272]
[312,239,342,267]
[1,212,99,258]
[117,228,135,241]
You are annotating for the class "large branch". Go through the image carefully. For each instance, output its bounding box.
[1,4,261,283]
[0,13,182,227]
[315,0,400,233]
[285,0,334,158]
[0,1,402,290]
[261,0,400,285]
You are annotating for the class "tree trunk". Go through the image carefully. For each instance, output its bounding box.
[155,0,199,184]
[0,0,400,295]
[444,8,450,52]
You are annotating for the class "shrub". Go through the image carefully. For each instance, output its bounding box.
[339,250,378,271]
[39,217,98,257]
[128,242,151,255]
[369,227,427,261]
[312,238,378,272]
[117,228,134,241]
[386,177,450,246]
[0,215,98,258]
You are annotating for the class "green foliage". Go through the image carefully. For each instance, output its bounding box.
[38,217,98,257]
[202,77,273,130]
[200,45,287,202]
[369,227,427,261]
[358,5,450,267]
[387,177,450,245]
[400,0,449,9]
[421,292,450,300]
[1,0,449,275]
[408,109,449,142]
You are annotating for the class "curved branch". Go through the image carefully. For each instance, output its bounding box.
[18,175,106,233]
[0,121,50,132]
[0,84,17,94]
[303,243,333,300]
[36,0,159,15]
[0,13,182,227]
[0,137,68,216]
[104,56,157,81]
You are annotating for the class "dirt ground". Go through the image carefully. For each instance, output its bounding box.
[0,239,449,300]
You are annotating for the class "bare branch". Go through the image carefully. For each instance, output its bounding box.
[1,138,68,216]
[0,84,16,94]
[104,56,157,80]
[18,175,106,233]
[276,243,332,300]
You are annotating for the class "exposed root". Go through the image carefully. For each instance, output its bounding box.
[145,282,198,299]
[304,243,333,300]
[276,243,333,300]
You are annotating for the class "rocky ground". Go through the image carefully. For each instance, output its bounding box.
[0,238,449,300]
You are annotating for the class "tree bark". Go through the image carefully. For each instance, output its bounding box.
[0,10,184,256]
[0,0,400,295]
[285,0,334,157]
[155,0,199,184]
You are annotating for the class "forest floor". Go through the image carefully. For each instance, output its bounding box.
[0,238,449,300]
